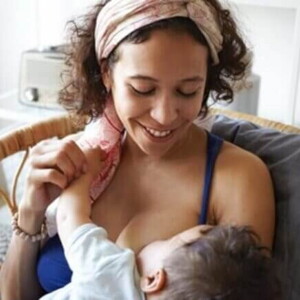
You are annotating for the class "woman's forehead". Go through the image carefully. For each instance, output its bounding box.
[117,29,208,65]
[113,32,208,81]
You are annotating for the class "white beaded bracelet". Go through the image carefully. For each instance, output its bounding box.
[11,212,48,242]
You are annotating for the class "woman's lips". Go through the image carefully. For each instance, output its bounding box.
[144,127,172,137]
[141,124,175,142]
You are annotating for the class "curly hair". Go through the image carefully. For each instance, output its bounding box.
[162,226,282,300]
[60,0,251,121]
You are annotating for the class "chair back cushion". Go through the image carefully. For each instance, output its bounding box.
[212,115,300,300]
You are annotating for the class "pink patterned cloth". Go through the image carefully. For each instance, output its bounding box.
[95,0,223,65]
[77,97,124,201]
[80,0,223,202]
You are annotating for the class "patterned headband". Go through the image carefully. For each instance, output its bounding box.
[95,0,223,65]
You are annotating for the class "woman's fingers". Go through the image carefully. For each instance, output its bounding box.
[29,168,69,190]
[23,168,67,212]
[32,151,77,183]
[30,139,65,155]
[22,139,91,213]
[25,139,107,210]
[30,140,87,181]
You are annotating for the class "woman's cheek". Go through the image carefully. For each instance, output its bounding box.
[182,98,203,121]
[113,90,149,119]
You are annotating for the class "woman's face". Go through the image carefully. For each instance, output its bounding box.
[107,28,208,158]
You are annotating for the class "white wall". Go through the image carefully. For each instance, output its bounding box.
[0,0,38,97]
[0,0,98,101]
[37,0,99,47]
[230,3,298,123]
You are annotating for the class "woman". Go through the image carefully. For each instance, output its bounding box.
[0,1,275,299]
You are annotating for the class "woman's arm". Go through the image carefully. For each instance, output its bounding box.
[0,209,45,300]
[211,142,275,249]
[0,139,87,300]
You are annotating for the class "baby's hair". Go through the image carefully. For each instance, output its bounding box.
[60,0,251,121]
[162,226,282,300]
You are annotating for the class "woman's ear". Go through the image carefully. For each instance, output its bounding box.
[100,60,112,92]
[140,268,167,294]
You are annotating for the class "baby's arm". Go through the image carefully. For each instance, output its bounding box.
[56,173,93,247]
[56,146,105,248]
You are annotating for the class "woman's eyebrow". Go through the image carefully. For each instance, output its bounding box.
[128,75,158,82]
[181,76,204,83]
[128,75,204,83]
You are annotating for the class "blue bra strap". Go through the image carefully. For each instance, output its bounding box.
[198,132,223,224]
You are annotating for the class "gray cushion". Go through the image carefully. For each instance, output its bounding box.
[212,115,300,300]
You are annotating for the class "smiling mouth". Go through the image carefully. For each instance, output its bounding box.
[141,125,174,139]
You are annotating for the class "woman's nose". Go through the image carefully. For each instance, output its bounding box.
[150,96,179,126]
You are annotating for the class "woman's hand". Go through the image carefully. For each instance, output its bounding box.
[20,139,87,215]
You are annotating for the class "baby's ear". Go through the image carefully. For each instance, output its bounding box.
[140,269,166,294]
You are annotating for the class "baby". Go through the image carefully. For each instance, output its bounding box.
[40,147,281,300]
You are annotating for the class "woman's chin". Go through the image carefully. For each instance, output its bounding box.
[138,130,184,158]
[125,121,191,158]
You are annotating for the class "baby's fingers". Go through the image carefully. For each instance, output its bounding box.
[83,146,107,176]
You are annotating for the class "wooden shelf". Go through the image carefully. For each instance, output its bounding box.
[228,0,300,9]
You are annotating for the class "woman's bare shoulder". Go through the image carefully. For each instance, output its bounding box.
[211,140,275,248]
[217,140,270,177]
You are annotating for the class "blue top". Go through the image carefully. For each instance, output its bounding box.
[37,132,223,293]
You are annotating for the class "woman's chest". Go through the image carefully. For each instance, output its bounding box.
[91,156,206,252]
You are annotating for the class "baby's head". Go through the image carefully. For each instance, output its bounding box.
[137,225,281,300]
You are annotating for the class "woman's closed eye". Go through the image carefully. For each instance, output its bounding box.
[177,90,198,98]
[130,85,199,98]
[131,85,155,96]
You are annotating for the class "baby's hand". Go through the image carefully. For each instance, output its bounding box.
[168,225,214,250]
[82,146,107,181]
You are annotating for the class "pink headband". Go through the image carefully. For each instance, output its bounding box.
[80,0,223,202]
[95,0,223,65]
